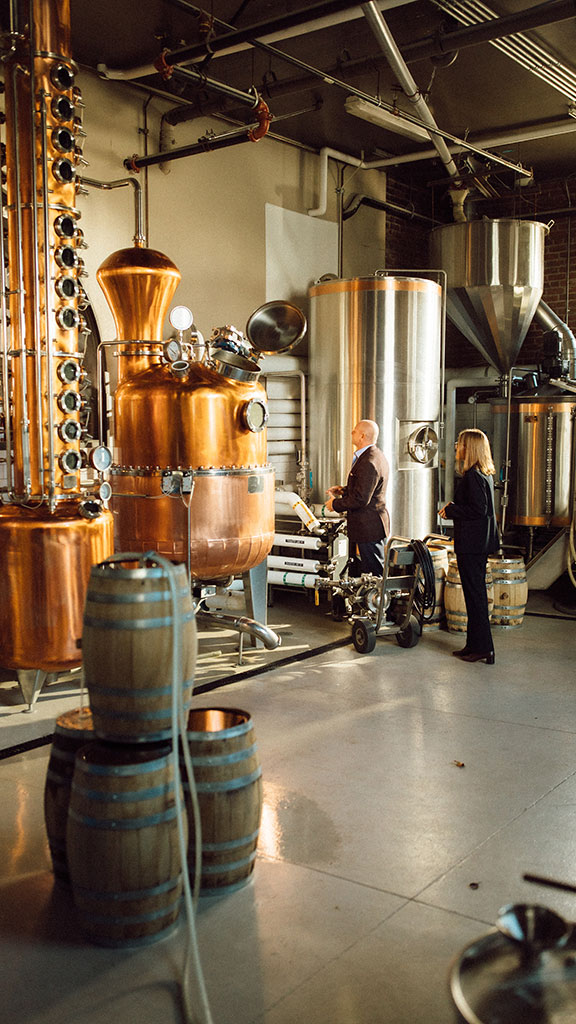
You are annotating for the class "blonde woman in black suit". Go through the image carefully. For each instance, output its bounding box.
[440,429,500,665]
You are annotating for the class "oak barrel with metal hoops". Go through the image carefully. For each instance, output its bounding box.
[82,558,196,742]
[43,706,94,883]
[182,707,263,895]
[66,741,184,947]
[488,556,528,628]
[444,557,494,633]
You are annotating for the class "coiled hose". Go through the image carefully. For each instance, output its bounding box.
[408,540,437,624]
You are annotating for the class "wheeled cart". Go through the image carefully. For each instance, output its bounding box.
[318,536,436,654]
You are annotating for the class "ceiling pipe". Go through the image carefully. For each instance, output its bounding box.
[365,117,576,170]
[161,0,576,125]
[360,1,468,218]
[124,117,270,171]
[162,0,390,67]
[343,192,439,224]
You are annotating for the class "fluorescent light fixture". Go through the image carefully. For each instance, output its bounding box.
[345,95,431,142]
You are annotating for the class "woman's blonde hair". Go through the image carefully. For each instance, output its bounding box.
[457,429,495,475]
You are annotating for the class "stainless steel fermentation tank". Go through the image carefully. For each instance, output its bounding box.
[491,393,576,527]
[430,218,548,373]
[431,219,576,531]
[308,275,442,539]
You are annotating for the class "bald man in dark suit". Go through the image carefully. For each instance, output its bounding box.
[326,420,390,576]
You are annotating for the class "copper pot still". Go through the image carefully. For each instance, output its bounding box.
[97,245,306,580]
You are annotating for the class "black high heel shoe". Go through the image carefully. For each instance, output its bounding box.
[452,647,472,658]
[459,650,495,665]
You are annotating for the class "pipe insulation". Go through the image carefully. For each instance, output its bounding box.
[268,570,321,588]
[274,533,325,550]
[268,555,323,573]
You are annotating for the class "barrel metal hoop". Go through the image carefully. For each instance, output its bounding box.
[90,703,191,722]
[86,586,190,604]
[73,876,181,901]
[78,899,180,926]
[186,742,258,767]
[83,609,195,629]
[195,828,260,853]
[186,719,252,741]
[199,850,257,874]
[91,564,188,580]
[88,681,193,699]
[75,754,171,776]
[68,805,178,829]
[191,767,262,793]
[71,780,174,802]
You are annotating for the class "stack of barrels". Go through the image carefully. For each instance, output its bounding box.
[44,558,196,947]
[44,557,264,947]
[444,556,528,633]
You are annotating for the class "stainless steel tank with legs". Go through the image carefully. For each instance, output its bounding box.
[308,274,442,540]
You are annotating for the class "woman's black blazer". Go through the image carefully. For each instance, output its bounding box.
[445,467,500,555]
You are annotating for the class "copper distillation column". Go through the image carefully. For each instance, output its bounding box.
[0,0,113,707]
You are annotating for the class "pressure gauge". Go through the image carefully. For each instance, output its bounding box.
[169,305,194,332]
[163,339,183,363]
[242,398,268,433]
[89,445,112,472]
[98,481,112,502]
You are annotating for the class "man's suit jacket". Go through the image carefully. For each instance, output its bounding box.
[331,445,390,543]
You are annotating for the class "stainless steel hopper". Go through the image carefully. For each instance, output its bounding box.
[430,219,548,373]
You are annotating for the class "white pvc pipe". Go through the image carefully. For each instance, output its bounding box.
[275,491,323,533]
[268,570,320,588]
[268,554,322,573]
[202,591,245,612]
[274,532,324,550]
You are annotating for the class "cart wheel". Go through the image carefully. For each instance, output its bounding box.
[396,615,422,649]
[352,617,377,654]
[332,594,348,621]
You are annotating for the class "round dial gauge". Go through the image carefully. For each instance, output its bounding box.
[169,305,194,332]
[89,445,112,472]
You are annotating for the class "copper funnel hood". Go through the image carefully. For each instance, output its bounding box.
[430,219,548,373]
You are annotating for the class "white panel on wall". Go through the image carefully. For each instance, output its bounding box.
[265,204,337,311]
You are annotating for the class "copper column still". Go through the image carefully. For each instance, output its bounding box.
[97,244,280,579]
[0,0,113,681]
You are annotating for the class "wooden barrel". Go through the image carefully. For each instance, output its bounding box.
[66,742,184,947]
[43,706,94,883]
[182,707,262,896]
[488,557,528,628]
[82,559,197,742]
[422,544,450,631]
[444,558,494,634]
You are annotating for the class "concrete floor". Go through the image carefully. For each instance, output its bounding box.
[1,589,575,1024]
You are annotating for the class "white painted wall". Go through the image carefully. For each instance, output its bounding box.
[77,71,388,347]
